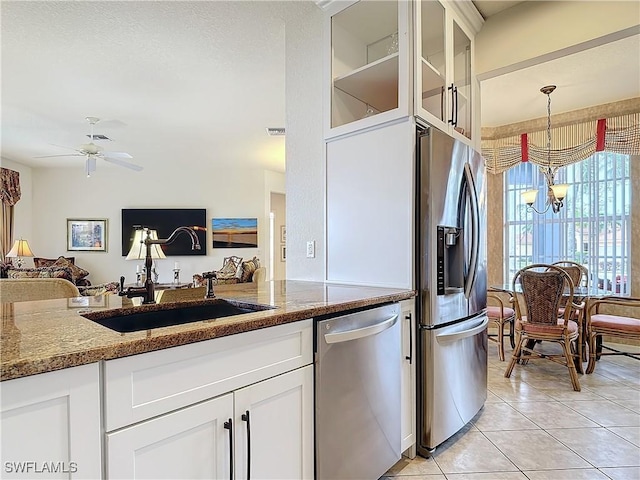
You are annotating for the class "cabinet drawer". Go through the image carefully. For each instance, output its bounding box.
[104,320,312,431]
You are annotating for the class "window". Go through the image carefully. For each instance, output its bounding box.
[504,152,631,294]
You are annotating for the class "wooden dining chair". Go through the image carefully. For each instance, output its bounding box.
[585,296,640,374]
[548,261,589,368]
[551,261,588,289]
[487,292,515,361]
[505,264,585,391]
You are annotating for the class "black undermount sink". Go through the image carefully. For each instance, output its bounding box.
[82,299,275,333]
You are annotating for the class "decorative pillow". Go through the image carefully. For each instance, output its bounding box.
[33,256,75,268]
[52,257,89,283]
[239,257,260,283]
[217,256,243,279]
[7,266,74,283]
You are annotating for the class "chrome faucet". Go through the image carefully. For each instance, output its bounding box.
[119,226,202,304]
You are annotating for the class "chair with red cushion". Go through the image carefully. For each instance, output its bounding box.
[487,292,515,361]
[505,264,584,391]
[585,296,640,374]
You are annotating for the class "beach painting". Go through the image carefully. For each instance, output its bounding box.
[212,218,258,248]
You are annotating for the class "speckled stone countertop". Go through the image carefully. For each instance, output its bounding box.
[1,280,415,381]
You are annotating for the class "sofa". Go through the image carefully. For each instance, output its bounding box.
[193,256,265,286]
[2,256,91,287]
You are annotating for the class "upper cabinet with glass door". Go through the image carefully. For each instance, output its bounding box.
[325,0,410,139]
[415,0,478,145]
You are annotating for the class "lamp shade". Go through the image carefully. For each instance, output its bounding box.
[6,239,34,258]
[126,229,166,260]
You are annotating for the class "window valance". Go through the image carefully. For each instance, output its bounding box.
[0,168,21,206]
[481,98,640,175]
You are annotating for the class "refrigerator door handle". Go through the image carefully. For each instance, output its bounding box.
[436,316,488,345]
[324,314,399,344]
[463,162,480,298]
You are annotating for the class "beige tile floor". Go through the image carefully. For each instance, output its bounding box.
[384,342,640,480]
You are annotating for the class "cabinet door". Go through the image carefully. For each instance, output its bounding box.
[400,299,416,456]
[449,8,473,142]
[325,0,410,139]
[233,365,314,480]
[0,364,101,480]
[107,393,234,479]
[415,0,448,128]
[414,0,476,145]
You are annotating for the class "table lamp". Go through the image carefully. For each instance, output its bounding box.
[6,239,35,268]
[126,229,166,284]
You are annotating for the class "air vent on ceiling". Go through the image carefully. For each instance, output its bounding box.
[87,134,111,141]
[266,127,285,136]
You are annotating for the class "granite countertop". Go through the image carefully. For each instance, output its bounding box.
[1,280,415,381]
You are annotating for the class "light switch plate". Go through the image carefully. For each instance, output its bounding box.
[306,241,315,258]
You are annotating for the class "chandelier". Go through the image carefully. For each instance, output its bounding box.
[521,85,569,214]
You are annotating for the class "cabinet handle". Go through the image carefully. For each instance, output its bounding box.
[241,410,251,480]
[224,419,234,480]
[405,313,413,364]
[453,86,459,127]
[447,84,454,124]
[440,86,445,122]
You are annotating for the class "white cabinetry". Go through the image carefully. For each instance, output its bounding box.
[107,366,313,480]
[104,320,314,480]
[326,117,414,288]
[400,298,416,456]
[325,0,481,146]
[415,0,477,144]
[325,0,410,138]
[0,364,101,479]
[107,394,234,479]
[234,366,314,479]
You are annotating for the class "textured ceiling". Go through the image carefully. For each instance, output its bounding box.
[2,1,638,175]
[1,1,286,172]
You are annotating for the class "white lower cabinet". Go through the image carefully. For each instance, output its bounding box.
[0,363,102,479]
[107,394,233,479]
[104,320,314,480]
[107,366,314,480]
[234,365,314,480]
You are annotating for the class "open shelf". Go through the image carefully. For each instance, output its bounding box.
[333,53,399,112]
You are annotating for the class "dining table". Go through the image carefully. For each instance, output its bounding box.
[489,284,612,373]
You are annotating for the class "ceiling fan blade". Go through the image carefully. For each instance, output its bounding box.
[102,151,133,159]
[50,143,82,152]
[103,157,143,171]
[34,153,84,158]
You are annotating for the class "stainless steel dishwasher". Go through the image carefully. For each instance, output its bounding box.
[315,302,401,480]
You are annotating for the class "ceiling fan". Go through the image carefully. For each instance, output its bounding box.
[36,117,143,177]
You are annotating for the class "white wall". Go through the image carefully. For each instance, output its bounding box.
[283,1,325,281]
[29,164,283,284]
[1,158,34,266]
[476,0,640,79]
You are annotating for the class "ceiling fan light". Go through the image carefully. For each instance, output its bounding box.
[80,143,103,154]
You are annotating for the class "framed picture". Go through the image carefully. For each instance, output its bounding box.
[212,218,258,248]
[280,244,286,262]
[280,225,286,244]
[67,219,107,252]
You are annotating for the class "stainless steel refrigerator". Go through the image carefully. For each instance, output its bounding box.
[415,126,488,455]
